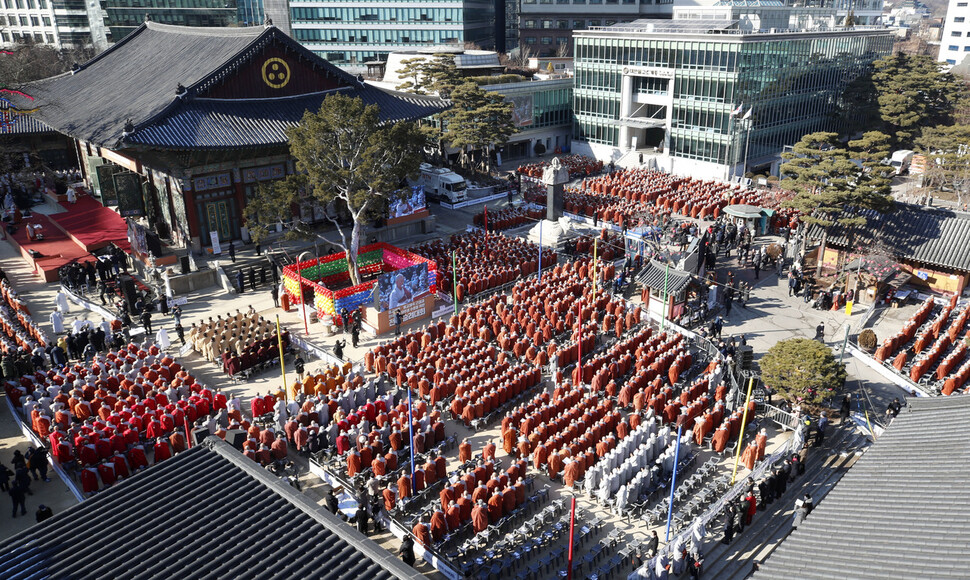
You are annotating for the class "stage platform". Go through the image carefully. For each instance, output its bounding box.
[49,196,131,253]
[5,194,131,283]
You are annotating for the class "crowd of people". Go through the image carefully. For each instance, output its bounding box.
[5,338,225,494]
[408,231,555,301]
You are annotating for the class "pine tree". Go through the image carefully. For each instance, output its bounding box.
[243,94,425,285]
[781,132,893,277]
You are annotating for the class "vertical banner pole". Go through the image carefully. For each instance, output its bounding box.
[452,250,459,316]
[567,497,577,580]
[276,315,287,403]
[730,377,756,485]
[665,423,684,541]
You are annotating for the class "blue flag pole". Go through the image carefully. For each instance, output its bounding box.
[665,423,684,542]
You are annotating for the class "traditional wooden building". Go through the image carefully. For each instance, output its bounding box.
[19,22,446,251]
[806,203,970,296]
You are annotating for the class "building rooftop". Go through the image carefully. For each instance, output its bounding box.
[804,203,970,273]
[636,259,693,294]
[0,438,422,580]
[18,22,445,150]
[754,395,970,580]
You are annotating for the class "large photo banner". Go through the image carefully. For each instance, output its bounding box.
[376,262,429,312]
[389,185,427,220]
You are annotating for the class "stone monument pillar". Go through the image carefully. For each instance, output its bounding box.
[528,157,573,249]
[542,157,569,221]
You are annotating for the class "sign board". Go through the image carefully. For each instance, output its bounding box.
[506,94,534,127]
[622,66,675,79]
[210,231,222,254]
[845,300,853,316]
[377,262,429,312]
[114,172,145,217]
[910,154,927,175]
[915,270,929,281]
[170,296,188,306]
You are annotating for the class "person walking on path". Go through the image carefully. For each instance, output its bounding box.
[394,309,403,336]
[351,325,360,349]
[228,242,236,263]
[35,504,53,522]
[840,395,852,425]
[815,413,829,446]
[270,284,279,307]
[249,268,257,292]
[236,270,244,294]
[9,481,27,517]
[140,310,152,334]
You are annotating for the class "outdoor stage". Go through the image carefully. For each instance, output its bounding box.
[4,194,130,282]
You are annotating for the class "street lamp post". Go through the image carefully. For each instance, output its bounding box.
[296,251,311,336]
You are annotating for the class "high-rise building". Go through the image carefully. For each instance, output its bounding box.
[0,0,108,49]
[519,0,676,57]
[940,0,970,67]
[572,10,894,178]
[519,0,882,56]
[99,0,239,42]
[284,0,495,73]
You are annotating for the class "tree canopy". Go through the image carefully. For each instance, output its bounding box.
[759,338,847,405]
[871,53,964,146]
[393,54,517,171]
[915,124,970,205]
[243,94,425,285]
[440,81,517,172]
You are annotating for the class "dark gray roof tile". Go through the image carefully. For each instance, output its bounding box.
[754,395,970,580]
[0,439,422,580]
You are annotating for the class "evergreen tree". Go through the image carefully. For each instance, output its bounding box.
[871,54,965,145]
[916,124,970,206]
[760,339,847,406]
[781,132,893,277]
[242,94,425,285]
[440,82,517,172]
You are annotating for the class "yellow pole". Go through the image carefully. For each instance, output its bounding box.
[593,237,598,298]
[276,314,287,403]
[864,409,874,438]
[730,377,755,484]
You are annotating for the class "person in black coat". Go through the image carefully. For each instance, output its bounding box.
[400,535,416,567]
[325,488,339,515]
[236,270,245,294]
[249,268,256,291]
[270,284,279,307]
[35,504,53,522]
[140,310,152,334]
[722,506,736,543]
[840,395,852,425]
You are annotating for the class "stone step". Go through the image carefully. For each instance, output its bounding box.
[700,426,869,580]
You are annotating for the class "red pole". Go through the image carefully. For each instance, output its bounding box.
[484,206,489,254]
[567,497,577,580]
[184,417,192,450]
[299,257,310,336]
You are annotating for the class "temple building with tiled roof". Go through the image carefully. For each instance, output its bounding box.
[19,21,446,251]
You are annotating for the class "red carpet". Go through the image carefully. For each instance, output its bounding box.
[50,195,131,253]
[4,214,95,282]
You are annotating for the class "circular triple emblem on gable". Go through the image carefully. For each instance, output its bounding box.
[262,57,291,89]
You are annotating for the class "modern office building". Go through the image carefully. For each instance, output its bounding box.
[375,50,573,161]
[518,0,677,57]
[519,0,881,56]
[0,0,108,49]
[285,0,495,74]
[99,0,239,42]
[572,12,893,179]
[940,0,970,67]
